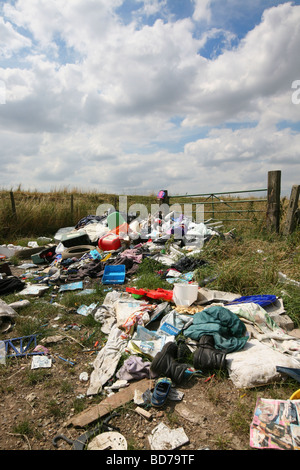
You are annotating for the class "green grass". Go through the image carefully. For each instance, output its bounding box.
[12,420,36,437]
[0,188,155,242]
[47,399,66,418]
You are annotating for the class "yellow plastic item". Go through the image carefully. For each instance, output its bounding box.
[290,389,300,400]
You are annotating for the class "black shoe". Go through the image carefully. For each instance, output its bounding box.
[193,335,227,371]
[150,342,190,384]
[198,334,216,348]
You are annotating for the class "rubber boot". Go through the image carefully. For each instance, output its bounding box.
[193,335,227,371]
[150,342,191,384]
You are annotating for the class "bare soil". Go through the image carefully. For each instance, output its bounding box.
[0,351,253,451]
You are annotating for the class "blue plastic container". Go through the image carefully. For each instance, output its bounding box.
[102,265,126,284]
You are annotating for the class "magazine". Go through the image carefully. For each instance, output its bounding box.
[250,398,300,450]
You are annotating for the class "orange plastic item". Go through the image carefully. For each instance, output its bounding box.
[110,223,129,235]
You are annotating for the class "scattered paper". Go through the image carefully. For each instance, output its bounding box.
[31,355,52,369]
[148,422,189,450]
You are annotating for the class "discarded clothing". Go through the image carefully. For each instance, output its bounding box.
[116,356,152,381]
[118,248,143,264]
[87,324,127,396]
[105,255,140,275]
[75,214,106,229]
[276,366,300,383]
[0,277,25,295]
[171,256,207,273]
[66,260,103,281]
[183,305,248,353]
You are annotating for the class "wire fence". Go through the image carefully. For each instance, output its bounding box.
[168,188,268,226]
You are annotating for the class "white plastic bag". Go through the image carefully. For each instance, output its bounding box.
[227,339,300,388]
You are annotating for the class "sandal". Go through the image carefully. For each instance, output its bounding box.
[151,377,172,407]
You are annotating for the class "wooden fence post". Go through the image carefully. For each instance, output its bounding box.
[10,190,17,217]
[70,194,74,220]
[266,170,281,232]
[283,185,300,235]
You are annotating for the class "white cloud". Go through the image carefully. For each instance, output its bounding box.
[0,1,299,197]
[182,3,300,127]
[0,16,31,58]
[137,0,168,17]
[193,0,212,23]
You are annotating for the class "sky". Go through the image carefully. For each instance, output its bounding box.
[0,0,300,197]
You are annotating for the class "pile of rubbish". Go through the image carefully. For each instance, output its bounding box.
[0,204,300,451]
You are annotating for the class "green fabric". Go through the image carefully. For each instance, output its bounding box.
[183,305,248,352]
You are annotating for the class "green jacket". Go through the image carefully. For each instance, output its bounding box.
[183,305,248,352]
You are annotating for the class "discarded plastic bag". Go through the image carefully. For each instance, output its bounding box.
[0,300,18,333]
[227,339,300,388]
[173,283,199,307]
[127,326,168,359]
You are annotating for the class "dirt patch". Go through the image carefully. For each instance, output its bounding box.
[0,346,253,451]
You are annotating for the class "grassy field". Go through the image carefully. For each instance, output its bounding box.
[0,188,156,242]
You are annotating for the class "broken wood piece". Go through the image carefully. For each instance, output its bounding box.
[135,406,152,421]
[283,184,300,235]
[68,378,154,428]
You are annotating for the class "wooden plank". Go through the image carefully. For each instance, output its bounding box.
[10,191,16,216]
[284,185,300,235]
[68,378,154,428]
[266,170,281,232]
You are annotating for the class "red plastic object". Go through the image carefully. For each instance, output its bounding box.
[146,289,173,301]
[126,287,173,302]
[98,233,121,251]
[98,223,130,252]
[126,287,148,296]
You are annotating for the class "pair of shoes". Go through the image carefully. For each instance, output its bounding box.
[151,377,172,407]
[150,342,191,384]
[193,335,227,371]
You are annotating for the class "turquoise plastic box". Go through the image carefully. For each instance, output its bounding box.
[102,265,126,284]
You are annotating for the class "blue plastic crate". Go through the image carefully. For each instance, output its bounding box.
[102,265,126,284]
